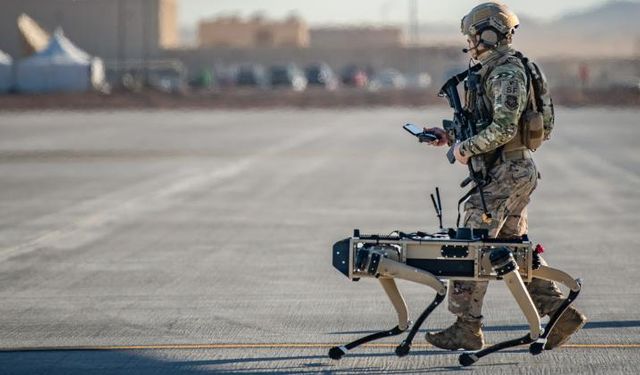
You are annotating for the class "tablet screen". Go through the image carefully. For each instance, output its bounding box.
[403,124,423,136]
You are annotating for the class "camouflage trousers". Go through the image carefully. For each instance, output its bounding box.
[449,157,564,320]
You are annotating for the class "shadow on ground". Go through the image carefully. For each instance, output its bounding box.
[328,319,640,335]
[0,349,486,375]
[0,348,525,375]
[0,320,636,374]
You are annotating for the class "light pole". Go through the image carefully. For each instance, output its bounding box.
[117,0,124,75]
[408,0,421,74]
[408,0,419,45]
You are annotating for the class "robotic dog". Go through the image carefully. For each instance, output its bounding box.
[329,191,582,366]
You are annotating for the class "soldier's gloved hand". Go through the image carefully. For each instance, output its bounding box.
[454,143,470,165]
[423,127,448,147]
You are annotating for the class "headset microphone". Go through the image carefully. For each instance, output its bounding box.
[462,43,482,54]
[462,44,480,53]
[462,38,499,54]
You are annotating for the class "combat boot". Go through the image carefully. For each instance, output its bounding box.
[545,306,587,350]
[425,317,484,350]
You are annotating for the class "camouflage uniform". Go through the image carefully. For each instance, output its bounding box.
[427,2,585,351]
[449,45,564,322]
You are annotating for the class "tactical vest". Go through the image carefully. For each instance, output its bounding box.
[467,50,554,153]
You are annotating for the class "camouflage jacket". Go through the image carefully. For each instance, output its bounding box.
[458,45,529,157]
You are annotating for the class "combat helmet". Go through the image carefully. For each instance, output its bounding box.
[461,2,519,47]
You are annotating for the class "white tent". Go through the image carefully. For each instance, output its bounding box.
[16,29,105,93]
[0,50,12,93]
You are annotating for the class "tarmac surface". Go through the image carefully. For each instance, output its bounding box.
[0,108,639,374]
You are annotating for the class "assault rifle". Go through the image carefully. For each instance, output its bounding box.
[438,64,493,224]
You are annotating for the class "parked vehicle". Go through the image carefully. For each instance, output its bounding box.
[211,64,237,89]
[305,63,338,90]
[269,64,307,91]
[405,72,433,89]
[340,65,368,88]
[149,68,187,93]
[369,69,407,90]
[235,64,269,88]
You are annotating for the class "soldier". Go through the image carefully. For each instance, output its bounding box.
[424,2,586,351]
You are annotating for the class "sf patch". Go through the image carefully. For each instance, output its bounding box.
[500,80,520,111]
[505,95,519,111]
[502,80,519,95]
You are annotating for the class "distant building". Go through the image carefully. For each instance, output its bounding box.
[0,0,178,60]
[310,27,405,49]
[198,15,309,48]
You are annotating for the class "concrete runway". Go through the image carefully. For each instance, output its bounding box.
[0,108,639,374]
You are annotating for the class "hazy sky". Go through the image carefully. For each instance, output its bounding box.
[179,0,630,27]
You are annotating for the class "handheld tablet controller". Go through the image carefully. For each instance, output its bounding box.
[403,124,439,143]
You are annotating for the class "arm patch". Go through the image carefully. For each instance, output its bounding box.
[502,80,520,96]
[496,79,522,112]
[505,95,519,111]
